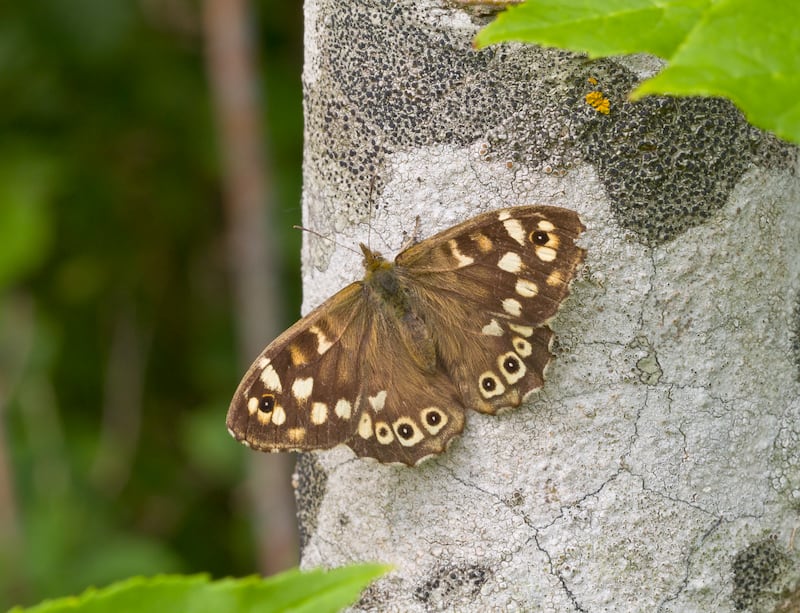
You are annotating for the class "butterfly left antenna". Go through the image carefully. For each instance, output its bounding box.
[292,225,362,256]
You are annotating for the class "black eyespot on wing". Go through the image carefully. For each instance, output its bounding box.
[398,423,414,439]
[481,376,496,391]
[504,356,520,373]
[259,394,275,413]
[426,411,441,426]
[531,230,549,245]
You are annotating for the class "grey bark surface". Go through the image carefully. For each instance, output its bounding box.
[295,1,800,610]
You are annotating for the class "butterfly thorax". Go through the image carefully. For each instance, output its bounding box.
[360,243,407,313]
[360,242,437,372]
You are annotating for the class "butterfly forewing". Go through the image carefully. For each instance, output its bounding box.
[395,206,586,415]
[227,283,370,452]
[228,205,585,465]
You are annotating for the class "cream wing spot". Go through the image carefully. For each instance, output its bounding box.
[498,252,523,273]
[309,325,333,355]
[271,404,286,426]
[420,407,448,435]
[497,210,512,221]
[513,336,533,357]
[358,413,373,439]
[537,219,555,232]
[393,418,424,447]
[498,351,527,384]
[479,371,506,399]
[247,396,259,415]
[375,422,394,445]
[503,219,526,246]
[515,278,539,298]
[448,239,474,268]
[535,245,557,262]
[260,361,283,393]
[502,298,523,317]
[334,398,352,420]
[481,319,504,336]
[256,408,272,425]
[369,390,387,412]
[509,323,534,337]
[291,377,314,402]
[311,402,328,425]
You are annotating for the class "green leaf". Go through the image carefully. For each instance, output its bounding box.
[474,0,800,144]
[633,0,800,143]
[474,0,712,58]
[8,565,391,613]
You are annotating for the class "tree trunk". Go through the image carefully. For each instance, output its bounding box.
[295,1,800,610]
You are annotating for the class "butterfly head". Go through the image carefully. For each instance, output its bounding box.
[360,243,390,274]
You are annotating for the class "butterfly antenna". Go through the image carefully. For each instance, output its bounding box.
[292,225,361,257]
[367,173,377,250]
[362,170,394,253]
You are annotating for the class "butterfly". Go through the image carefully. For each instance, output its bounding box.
[227,205,585,466]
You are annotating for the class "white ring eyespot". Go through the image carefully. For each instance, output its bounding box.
[420,407,448,435]
[498,351,527,384]
[479,371,506,398]
[392,418,424,447]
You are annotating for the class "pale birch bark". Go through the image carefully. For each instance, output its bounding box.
[295,1,800,610]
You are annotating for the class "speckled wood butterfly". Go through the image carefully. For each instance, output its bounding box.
[227,206,585,465]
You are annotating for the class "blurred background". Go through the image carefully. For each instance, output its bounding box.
[0,1,304,609]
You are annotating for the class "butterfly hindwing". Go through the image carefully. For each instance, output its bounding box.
[344,309,467,464]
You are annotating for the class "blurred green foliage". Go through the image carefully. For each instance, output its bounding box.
[0,1,303,609]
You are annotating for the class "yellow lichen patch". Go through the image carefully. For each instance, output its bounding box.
[585,90,610,115]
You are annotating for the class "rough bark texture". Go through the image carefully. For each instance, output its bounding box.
[296,1,800,610]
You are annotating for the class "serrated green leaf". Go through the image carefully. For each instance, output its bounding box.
[474,0,712,58]
[7,564,390,613]
[632,0,800,143]
[474,0,800,144]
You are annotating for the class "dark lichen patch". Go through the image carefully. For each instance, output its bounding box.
[413,563,491,607]
[731,536,794,611]
[292,453,327,552]
[576,74,795,245]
